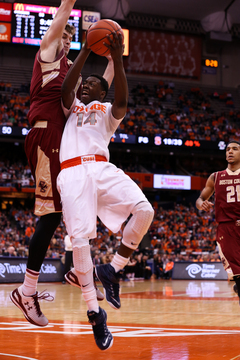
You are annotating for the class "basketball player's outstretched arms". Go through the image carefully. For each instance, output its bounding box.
[106,31,128,120]
[40,0,76,61]
[61,37,91,109]
[62,31,126,112]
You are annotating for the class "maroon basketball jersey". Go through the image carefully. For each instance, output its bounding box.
[27,49,75,127]
[215,169,240,222]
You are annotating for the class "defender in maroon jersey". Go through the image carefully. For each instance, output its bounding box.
[196,140,240,301]
[10,0,114,328]
[10,0,78,328]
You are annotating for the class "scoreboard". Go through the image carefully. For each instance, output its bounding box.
[0,2,130,53]
[0,125,228,153]
[11,3,81,49]
[0,2,81,48]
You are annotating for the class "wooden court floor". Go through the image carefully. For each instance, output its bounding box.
[0,279,240,360]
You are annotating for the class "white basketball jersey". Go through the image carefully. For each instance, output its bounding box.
[60,98,122,163]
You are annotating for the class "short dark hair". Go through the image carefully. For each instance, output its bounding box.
[65,23,76,36]
[89,74,109,99]
[226,140,240,147]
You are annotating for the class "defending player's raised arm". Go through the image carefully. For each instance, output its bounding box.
[196,173,215,211]
[103,55,114,89]
[61,42,91,109]
[107,32,128,120]
[40,0,76,61]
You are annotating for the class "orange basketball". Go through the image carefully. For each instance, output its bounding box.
[86,19,124,56]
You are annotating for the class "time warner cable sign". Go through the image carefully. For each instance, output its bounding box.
[172,262,228,280]
[0,257,63,282]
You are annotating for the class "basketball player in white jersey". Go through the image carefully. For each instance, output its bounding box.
[57,31,154,350]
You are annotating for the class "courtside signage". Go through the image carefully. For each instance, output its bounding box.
[82,10,100,30]
[0,257,63,282]
[153,174,191,190]
[0,2,12,22]
[0,22,11,42]
[172,262,228,280]
[0,127,227,152]
[0,125,29,136]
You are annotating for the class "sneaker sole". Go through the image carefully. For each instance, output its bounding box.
[10,290,48,327]
[95,267,120,310]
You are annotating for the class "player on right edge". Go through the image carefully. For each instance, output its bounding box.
[196,140,240,299]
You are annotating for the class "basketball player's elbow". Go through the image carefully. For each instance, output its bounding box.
[117,92,128,107]
[113,103,127,119]
[118,98,128,109]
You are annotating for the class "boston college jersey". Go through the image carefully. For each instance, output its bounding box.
[214,168,240,222]
[60,98,122,163]
[27,49,72,127]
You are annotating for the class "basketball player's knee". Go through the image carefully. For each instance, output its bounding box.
[131,201,154,235]
[122,201,154,250]
[72,238,92,274]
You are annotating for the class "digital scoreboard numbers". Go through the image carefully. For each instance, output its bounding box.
[12,3,81,49]
[204,58,218,67]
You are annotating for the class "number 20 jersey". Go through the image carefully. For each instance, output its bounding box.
[214,168,240,222]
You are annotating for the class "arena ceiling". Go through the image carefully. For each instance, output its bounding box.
[73,0,240,25]
[22,0,240,27]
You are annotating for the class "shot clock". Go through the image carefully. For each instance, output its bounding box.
[202,58,218,68]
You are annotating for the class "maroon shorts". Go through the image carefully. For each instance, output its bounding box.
[217,221,240,276]
[25,121,64,216]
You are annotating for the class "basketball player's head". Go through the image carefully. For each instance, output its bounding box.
[226,141,240,165]
[81,74,109,105]
[62,23,76,56]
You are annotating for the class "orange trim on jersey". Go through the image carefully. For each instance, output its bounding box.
[60,155,107,170]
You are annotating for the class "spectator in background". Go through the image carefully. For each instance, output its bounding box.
[154,253,164,279]
[141,254,152,279]
[163,257,174,279]
[24,221,35,246]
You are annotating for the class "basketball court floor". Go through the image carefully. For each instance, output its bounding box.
[0,279,240,360]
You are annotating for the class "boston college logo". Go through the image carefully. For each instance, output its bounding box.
[38,181,48,193]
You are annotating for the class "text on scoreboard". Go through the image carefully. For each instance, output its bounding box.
[12,3,81,49]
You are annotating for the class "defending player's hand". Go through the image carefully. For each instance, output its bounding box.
[83,28,91,51]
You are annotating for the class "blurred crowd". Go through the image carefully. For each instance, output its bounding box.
[0,80,240,145]
[121,81,240,142]
[0,201,219,280]
[0,160,33,189]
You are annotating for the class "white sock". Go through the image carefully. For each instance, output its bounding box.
[74,268,99,313]
[111,252,129,273]
[82,287,99,313]
[22,269,39,296]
